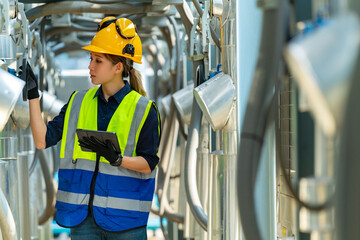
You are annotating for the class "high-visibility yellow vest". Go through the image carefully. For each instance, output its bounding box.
[55,87,157,232]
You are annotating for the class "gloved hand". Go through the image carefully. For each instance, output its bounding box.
[78,136,123,166]
[18,61,39,100]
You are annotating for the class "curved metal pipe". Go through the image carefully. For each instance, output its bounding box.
[156,103,185,224]
[191,0,221,49]
[45,24,96,38]
[51,146,59,176]
[168,16,182,91]
[25,2,169,22]
[184,64,207,231]
[159,108,179,214]
[0,188,17,240]
[71,15,100,24]
[236,1,288,239]
[53,42,87,56]
[175,1,195,38]
[37,149,56,225]
[156,17,186,224]
[30,16,44,30]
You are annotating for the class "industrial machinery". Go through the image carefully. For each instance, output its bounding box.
[0,0,359,239]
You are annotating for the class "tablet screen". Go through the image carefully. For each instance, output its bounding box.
[76,129,121,153]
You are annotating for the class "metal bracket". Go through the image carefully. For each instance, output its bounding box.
[17,2,30,50]
[201,0,212,52]
[188,17,204,61]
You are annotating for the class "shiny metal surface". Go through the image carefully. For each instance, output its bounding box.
[12,94,30,130]
[0,188,17,240]
[299,177,334,232]
[311,231,334,240]
[254,124,277,240]
[193,72,235,131]
[0,69,25,132]
[0,137,17,161]
[0,34,16,60]
[184,94,208,231]
[43,91,65,119]
[299,207,333,233]
[221,1,242,239]
[17,152,31,240]
[0,137,19,239]
[284,13,360,136]
[211,0,223,17]
[208,152,237,239]
[160,94,172,117]
[172,84,194,126]
[197,120,210,240]
[299,177,333,205]
[278,192,296,237]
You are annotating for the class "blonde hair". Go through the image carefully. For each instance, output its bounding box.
[104,54,147,97]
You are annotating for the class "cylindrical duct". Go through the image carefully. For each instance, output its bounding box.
[0,69,25,131]
[172,83,194,126]
[42,91,65,119]
[12,95,30,130]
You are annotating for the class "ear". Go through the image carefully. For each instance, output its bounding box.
[115,62,123,74]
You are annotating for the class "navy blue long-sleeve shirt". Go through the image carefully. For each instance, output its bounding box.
[45,81,160,171]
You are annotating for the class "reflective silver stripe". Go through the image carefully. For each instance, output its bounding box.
[56,190,151,212]
[123,96,150,157]
[99,161,157,179]
[56,190,90,205]
[59,158,157,179]
[59,157,96,171]
[62,90,87,163]
[93,195,152,212]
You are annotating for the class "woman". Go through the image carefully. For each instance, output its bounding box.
[27,17,160,239]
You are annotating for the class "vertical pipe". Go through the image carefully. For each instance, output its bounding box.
[0,137,20,239]
[221,0,240,239]
[0,188,17,240]
[18,152,31,240]
[184,62,207,231]
[197,120,209,240]
[236,0,288,239]
[335,0,360,235]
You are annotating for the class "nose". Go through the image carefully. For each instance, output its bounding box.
[88,61,94,71]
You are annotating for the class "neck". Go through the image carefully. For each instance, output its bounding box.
[101,79,125,100]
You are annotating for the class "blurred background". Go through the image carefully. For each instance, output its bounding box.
[0,0,360,239]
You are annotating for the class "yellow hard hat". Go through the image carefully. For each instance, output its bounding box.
[82,17,142,64]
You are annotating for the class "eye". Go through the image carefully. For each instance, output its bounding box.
[96,60,101,63]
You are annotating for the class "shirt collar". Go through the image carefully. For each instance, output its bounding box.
[93,81,132,104]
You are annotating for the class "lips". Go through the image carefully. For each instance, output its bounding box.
[90,74,95,79]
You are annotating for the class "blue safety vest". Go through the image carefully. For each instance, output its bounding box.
[55,87,157,232]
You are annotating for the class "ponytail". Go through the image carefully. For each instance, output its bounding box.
[129,67,147,97]
[104,54,147,97]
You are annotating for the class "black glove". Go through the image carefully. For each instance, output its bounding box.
[78,136,123,166]
[19,61,39,100]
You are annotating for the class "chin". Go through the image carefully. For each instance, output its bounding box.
[91,79,101,85]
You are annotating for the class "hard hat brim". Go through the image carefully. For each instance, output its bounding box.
[82,44,142,64]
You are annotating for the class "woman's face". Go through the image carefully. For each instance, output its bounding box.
[88,52,120,85]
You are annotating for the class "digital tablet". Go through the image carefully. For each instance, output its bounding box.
[76,129,121,153]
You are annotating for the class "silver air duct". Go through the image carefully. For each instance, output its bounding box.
[0,69,25,131]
